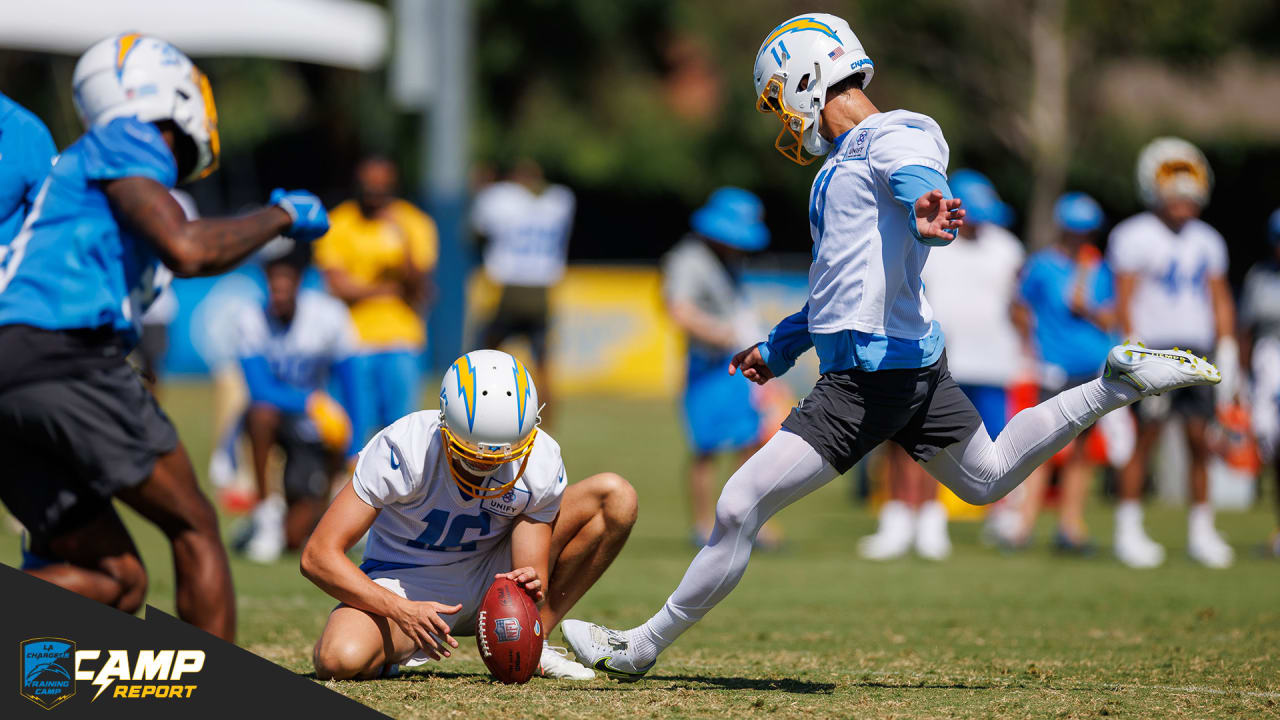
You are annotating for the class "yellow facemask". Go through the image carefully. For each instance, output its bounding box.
[1154,159,1208,200]
[193,67,220,180]
[439,425,538,500]
[756,76,819,166]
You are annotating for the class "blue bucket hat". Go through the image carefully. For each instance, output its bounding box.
[1269,208,1280,247]
[1054,192,1104,233]
[691,187,770,251]
[949,169,1013,228]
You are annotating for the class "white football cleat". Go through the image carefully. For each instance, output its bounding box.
[561,619,655,681]
[1115,527,1166,569]
[1188,528,1235,569]
[858,500,914,561]
[538,643,595,680]
[914,501,952,561]
[1104,343,1221,397]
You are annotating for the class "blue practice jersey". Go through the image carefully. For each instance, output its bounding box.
[0,93,57,243]
[0,116,177,348]
[1019,248,1117,379]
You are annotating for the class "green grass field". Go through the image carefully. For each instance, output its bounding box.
[4,382,1279,718]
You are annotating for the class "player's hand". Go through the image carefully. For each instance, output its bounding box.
[914,190,965,245]
[306,391,352,453]
[270,188,330,242]
[496,567,544,603]
[390,599,461,660]
[729,343,775,386]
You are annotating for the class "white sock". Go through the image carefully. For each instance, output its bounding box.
[1115,500,1144,536]
[1188,502,1216,538]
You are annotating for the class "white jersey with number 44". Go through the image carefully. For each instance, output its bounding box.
[353,411,566,568]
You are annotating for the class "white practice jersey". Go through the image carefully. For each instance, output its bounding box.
[236,289,357,390]
[1107,212,1227,350]
[353,411,566,568]
[922,223,1025,386]
[473,181,575,288]
[806,110,949,339]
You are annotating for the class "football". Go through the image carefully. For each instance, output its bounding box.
[475,577,542,684]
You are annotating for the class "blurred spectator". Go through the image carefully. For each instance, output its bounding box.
[859,170,1023,562]
[1108,137,1237,569]
[1239,208,1280,557]
[234,239,359,564]
[473,158,574,416]
[316,155,437,441]
[0,91,55,243]
[661,188,778,547]
[134,189,199,393]
[1004,192,1121,553]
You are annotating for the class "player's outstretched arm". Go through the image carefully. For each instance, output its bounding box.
[104,176,328,278]
[505,518,552,604]
[301,481,461,658]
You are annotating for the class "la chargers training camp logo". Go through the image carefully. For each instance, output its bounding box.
[21,637,76,710]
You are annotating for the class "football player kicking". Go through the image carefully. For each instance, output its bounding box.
[303,349,637,680]
[0,34,328,641]
[562,12,1222,680]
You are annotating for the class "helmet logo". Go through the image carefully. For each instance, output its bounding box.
[454,355,478,432]
[512,358,532,428]
[757,17,842,60]
[115,33,141,79]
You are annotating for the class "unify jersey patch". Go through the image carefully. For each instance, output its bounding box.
[352,411,566,567]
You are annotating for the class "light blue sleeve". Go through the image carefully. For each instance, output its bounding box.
[21,114,56,206]
[758,303,813,377]
[80,117,178,187]
[240,355,310,415]
[890,165,954,246]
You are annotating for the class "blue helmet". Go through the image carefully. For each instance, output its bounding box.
[691,187,770,251]
[948,169,1013,228]
[1054,192,1104,233]
[1269,208,1280,247]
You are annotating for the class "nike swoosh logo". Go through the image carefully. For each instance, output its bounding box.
[592,657,652,678]
[385,437,402,470]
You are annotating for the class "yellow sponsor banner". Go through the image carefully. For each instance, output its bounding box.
[467,267,685,398]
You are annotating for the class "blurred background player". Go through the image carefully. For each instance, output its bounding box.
[0,34,329,640]
[304,350,637,681]
[661,187,780,547]
[234,239,359,564]
[1239,207,1280,557]
[1107,137,1238,568]
[473,158,575,418]
[316,155,437,443]
[859,170,1023,562]
[1006,192,1121,552]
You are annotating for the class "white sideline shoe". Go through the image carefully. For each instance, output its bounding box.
[858,500,914,561]
[1188,528,1235,569]
[1104,343,1221,396]
[561,619,654,681]
[914,501,952,561]
[245,496,286,564]
[1115,528,1166,569]
[538,643,595,680]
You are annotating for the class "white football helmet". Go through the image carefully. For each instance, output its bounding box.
[72,33,220,183]
[753,13,874,165]
[439,349,540,499]
[1136,137,1212,209]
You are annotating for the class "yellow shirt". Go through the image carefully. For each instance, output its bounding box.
[315,199,438,350]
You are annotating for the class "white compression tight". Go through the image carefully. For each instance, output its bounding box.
[638,376,1140,652]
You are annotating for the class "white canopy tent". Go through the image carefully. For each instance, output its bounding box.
[0,0,388,70]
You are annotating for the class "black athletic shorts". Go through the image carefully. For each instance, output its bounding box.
[782,352,984,474]
[482,285,550,364]
[0,362,179,540]
[274,413,333,503]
